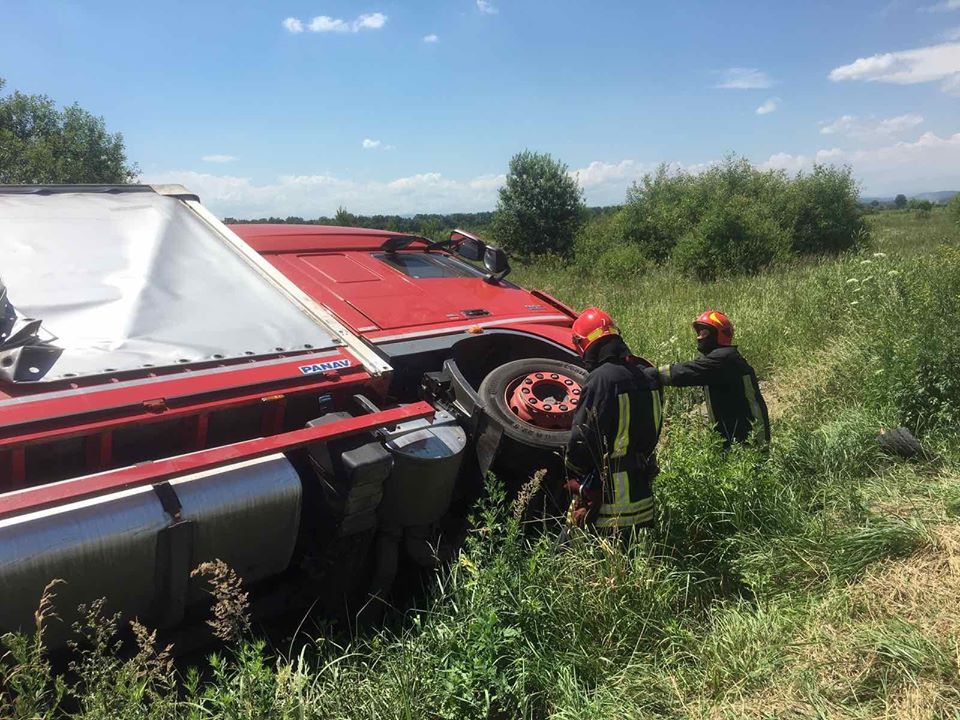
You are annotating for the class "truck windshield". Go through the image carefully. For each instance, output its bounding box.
[373,252,485,280]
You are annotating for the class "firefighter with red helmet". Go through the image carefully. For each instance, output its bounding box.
[658,310,770,446]
[564,308,664,531]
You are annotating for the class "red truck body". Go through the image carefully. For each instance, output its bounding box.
[0,186,584,643]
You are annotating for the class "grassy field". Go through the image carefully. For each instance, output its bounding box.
[3,208,960,719]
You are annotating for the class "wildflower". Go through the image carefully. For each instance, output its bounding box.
[850,301,860,306]
[860,259,873,265]
[846,278,859,284]
[872,252,887,258]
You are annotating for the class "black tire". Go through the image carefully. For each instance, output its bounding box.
[478,357,588,450]
[878,427,925,459]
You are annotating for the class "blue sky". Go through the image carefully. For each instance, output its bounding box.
[2,0,959,217]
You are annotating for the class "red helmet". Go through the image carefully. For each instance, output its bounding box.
[693,310,734,346]
[572,307,619,357]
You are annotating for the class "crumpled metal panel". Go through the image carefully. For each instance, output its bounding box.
[0,190,341,382]
[0,454,301,648]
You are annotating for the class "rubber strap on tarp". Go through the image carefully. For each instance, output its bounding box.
[152,481,183,520]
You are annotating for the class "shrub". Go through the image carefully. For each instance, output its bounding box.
[621,164,699,262]
[948,193,960,224]
[594,242,651,279]
[671,196,790,280]
[781,165,867,255]
[572,211,650,279]
[571,210,627,268]
[614,157,865,279]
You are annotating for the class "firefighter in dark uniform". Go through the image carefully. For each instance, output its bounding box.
[658,310,770,447]
[564,308,664,532]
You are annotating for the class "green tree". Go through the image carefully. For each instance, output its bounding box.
[894,194,907,209]
[0,78,136,183]
[333,206,355,226]
[492,150,584,257]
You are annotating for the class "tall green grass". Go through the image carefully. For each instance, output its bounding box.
[3,212,960,719]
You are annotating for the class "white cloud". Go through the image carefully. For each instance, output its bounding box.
[943,72,960,94]
[361,138,394,150]
[423,33,439,43]
[468,173,506,190]
[922,0,960,11]
[141,169,506,218]
[818,115,857,135]
[354,12,387,30]
[308,16,349,32]
[829,42,960,94]
[282,17,304,33]
[714,67,774,89]
[760,130,960,195]
[387,172,450,191]
[760,152,812,173]
[866,113,924,134]
[142,162,641,217]
[477,0,499,15]
[285,12,388,34]
[570,160,645,189]
[755,97,780,115]
[202,154,238,163]
[819,113,924,139]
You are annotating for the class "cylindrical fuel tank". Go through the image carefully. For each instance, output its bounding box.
[378,409,467,527]
[0,453,301,647]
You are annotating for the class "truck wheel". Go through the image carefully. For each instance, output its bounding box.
[478,358,587,449]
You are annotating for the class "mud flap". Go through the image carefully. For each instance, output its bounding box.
[475,417,503,476]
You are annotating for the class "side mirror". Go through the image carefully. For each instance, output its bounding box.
[483,246,511,283]
[455,237,485,262]
[450,228,486,261]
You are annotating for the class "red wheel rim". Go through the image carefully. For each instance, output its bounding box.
[504,371,582,430]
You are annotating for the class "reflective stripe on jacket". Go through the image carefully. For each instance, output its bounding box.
[565,355,663,528]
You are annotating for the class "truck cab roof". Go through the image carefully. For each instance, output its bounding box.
[229,224,576,342]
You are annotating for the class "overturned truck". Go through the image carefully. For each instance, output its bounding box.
[0,185,589,644]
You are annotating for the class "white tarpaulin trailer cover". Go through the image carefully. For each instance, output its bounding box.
[0,186,345,383]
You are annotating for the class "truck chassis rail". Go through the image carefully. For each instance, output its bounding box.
[0,401,434,520]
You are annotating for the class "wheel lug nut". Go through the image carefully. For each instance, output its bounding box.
[573,389,581,395]
[559,405,568,412]
[564,379,573,386]
[535,373,544,379]
[521,387,530,394]
[543,405,552,411]
[524,378,533,385]
[550,373,559,379]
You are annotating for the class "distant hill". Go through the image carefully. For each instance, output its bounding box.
[862,190,958,204]
[913,191,958,203]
